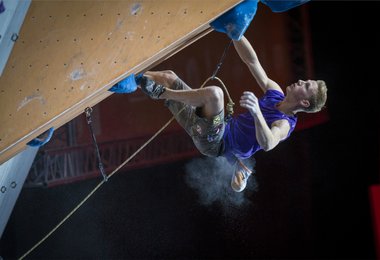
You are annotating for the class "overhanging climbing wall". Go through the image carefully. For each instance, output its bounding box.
[0,0,242,164]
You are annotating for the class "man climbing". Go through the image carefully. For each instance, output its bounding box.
[138,35,327,192]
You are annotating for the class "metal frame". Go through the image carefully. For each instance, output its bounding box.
[26,130,198,187]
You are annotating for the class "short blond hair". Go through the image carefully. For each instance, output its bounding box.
[306,80,328,113]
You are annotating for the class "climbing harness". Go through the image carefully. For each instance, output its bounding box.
[19,40,235,260]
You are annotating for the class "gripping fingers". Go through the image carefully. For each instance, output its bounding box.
[240,92,257,104]
[240,91,259,114]
[239,98,253,107]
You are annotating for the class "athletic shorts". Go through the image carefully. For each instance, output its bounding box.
[165,79,225,157]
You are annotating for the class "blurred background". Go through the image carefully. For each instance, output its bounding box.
[1,1,379,259]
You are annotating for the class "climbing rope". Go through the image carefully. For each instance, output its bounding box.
[19,41,234,260]
[210,39,235,120]
[211,39,233,79]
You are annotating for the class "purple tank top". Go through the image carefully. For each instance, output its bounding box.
[223,89,297,160]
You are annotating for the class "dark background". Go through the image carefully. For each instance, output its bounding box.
[1,1,379,259]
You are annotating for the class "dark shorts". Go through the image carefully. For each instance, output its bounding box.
[165,79,225,157]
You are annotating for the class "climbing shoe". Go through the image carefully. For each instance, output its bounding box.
[231,159,252,192]
[139,76,166,99]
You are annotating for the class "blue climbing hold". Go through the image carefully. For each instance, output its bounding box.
[260,0,311,13]
[210,0,312,40]
[210,0,259,41]
[27,127,54,147]
[109,73,142,94]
